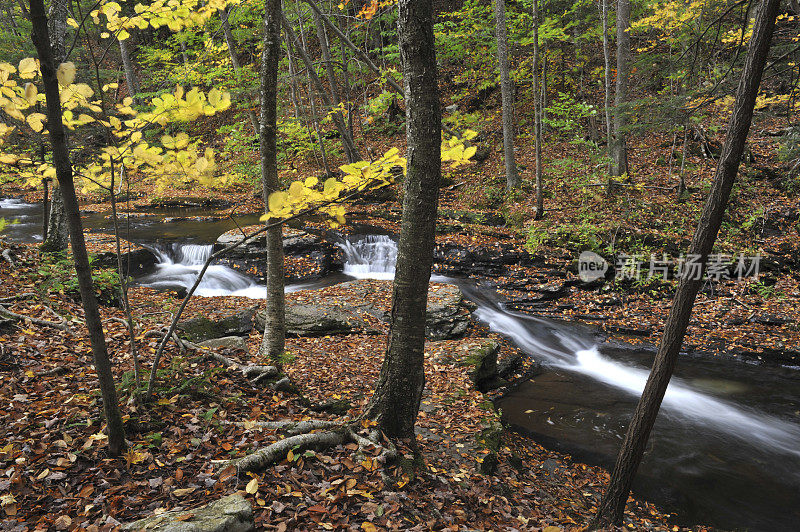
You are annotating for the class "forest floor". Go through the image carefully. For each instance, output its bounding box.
[0,244,693,532]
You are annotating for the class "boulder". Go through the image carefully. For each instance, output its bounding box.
[178,308,255,343]
[92,248,158,276]
[197,336,248,351]
[121,494,253,532]
[215,228,343,282]
[464,340,507,392]
[425,285,470,340]
[255,303,359,337]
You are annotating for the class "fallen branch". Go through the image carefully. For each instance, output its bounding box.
[232,419,339,436]
[0,305,69,330]
[206,351,280,383]
[1,248,15,266]
[232,429,348,473]
[0,293,37,303]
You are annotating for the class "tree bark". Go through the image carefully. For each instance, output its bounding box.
[600,0,612,149]
[493,0,520,189]
[610,0,631,179]
[29,0,126,456]
[292,17,331,174]
[118,37,141,104]
[532,0,543,218]
[591,0,780,526]
[41,0,69,254]
[221,6,260,134]
[363,0,441,443]
[258,0,286,360]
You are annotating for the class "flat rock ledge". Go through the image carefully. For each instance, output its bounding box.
[121,494,253,532]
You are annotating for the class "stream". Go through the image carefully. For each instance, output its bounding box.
[2,198,799,531]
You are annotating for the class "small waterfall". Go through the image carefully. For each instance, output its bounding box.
[339,234,398,280]
[140,243,267,298]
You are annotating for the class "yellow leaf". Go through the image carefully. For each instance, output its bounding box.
[268,191,288,214]
[56,62,76,87]
[245,477,258,494]
[287,449,294,462]
[23,83,37,105]
[18,58,37,79]
[26,113,46,133]
[361,523,377,532]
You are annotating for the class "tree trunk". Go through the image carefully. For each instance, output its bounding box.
[363,0,441,443]
[532,0,543,218]
[493,0,519,190]
[280,13,361,163]
[293,19,331,174]
[600,0,612,149]
[591,0,780,526]
[40,0,69,254]
[610,0,630,179]
[258,0,286,360]
[118,37,141,104]
[281,12,302,119]
[222,6,260,134]
[29,0,126,456]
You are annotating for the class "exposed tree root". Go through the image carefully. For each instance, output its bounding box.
[205,351,280,383]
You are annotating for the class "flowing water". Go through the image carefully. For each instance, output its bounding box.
[2,198,799,529]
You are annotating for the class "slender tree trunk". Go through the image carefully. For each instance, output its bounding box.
[29,0,126,456]
[493,0,520,189]
[610,0,630,179]
[258,0,286,360]
[118,37,141,104]
[282,20,302,119]
[600,0,612,149]
[363,0,441,443]
[41,0,69,254]
[294,12,331,174]
[222,5,260,134]
[532,0,543,218]
[312,8,340,104]
[591,0,780,526]
[281,13,361,162]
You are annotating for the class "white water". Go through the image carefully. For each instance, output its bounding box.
[140,235,407,298]
[140,244,271,299]
[475,303,800,458]
[0,198,29,209]
[338,235,398,280]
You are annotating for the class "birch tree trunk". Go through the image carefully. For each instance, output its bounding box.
[610,0,630,179]
[591,0,780,526]
[364,0,441,443]
[493,0,520,189]
[29,0,126,456]
[258,0,286,360]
